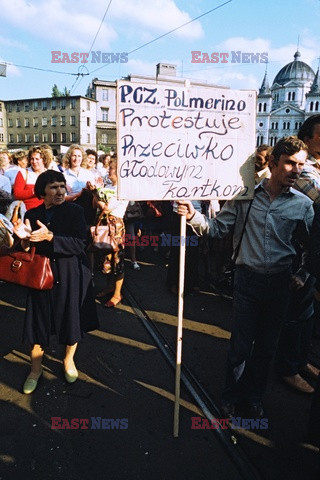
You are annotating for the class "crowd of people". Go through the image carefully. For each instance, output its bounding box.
[1,120,320,450]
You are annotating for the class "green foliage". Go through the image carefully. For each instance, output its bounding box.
[98,144,111,153]
[51,84,71,97]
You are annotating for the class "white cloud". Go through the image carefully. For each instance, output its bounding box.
[214,36,320,70]
[0,0,117,50]
[0,0,203,55]
[111,0,203,40]
[0,35,28,51]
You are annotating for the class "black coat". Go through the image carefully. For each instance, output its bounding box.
[23,202,99,345]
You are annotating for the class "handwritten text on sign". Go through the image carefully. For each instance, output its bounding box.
[117,81,256,200]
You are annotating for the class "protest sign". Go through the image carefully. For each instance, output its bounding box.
[117,80,256,201]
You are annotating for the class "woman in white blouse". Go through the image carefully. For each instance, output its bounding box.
[63,144,96,226]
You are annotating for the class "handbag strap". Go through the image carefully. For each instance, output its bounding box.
[94,211,111,234]
[233,198,254,262]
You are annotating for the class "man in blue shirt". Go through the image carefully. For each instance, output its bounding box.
[177,136,314,417]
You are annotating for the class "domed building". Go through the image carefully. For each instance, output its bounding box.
[256,50,320,146]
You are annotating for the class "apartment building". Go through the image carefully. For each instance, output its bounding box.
[4,95,97,153]
[86,78,117,151]
[0,100,7,150]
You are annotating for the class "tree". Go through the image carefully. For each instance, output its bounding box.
[51,84,70,97]
[63,86,70,97]
[51,84,62,97]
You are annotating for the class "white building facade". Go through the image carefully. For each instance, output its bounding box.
[256,51,320,146]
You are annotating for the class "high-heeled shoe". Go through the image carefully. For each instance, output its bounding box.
[64,365,78,383]
[23,368,43,394]
[105,295,122,308]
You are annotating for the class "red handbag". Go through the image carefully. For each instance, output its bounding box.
[0,246,54,290]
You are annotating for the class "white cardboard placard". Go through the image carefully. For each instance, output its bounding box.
[117,80,256,201]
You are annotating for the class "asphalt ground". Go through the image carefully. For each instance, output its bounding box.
[1,244,320,480]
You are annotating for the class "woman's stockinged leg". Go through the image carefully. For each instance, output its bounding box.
[30,344,44,376]
[105,275,123,307]
[63,343,79,383]
[23,344,44,394]
[63,343,78,371]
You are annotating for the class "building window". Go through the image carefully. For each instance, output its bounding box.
[17,134,22,143]
[51,116,57,126]
[16,103,20,112]
[70,98,76,109]
[7,119,13,127]
[87,117,90,126]
[51,100,57,110]
[101,108,108,121]
[42,100,47,111]
[86,101,90,111]
[0,118,2,127]
[0,103,2,111]
[61,132,66,143]
[70,132,76,142]
[316,102,319,111]
[61,99,66,109]
[33,101,39,111]
[87,134,90,143]
[34,133,39,143]
[9,134,14,143]
[42,117,48,126]
[0,133,4,142]
[288,92,291,101]
[102,89,108,101]
[310,102,314,112]
[42,133,48,142]
[25,134,31,143]
[101,133,108,144]
[60,116,66,126]
[258,103,262,112]
[24,102,29,112]
[70,116,76,126]
[16,119,21,127]
[52,133,57,143]
[7,104,12,112]
[33,118,38,127]
[24,118,30,127]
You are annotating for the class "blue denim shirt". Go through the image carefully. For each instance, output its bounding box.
[189,179,314,274]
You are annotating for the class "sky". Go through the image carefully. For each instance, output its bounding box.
[1,0,320,101]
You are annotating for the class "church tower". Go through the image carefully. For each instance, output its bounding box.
[256,51,315,146]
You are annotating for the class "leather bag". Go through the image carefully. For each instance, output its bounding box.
[89,213,119,253]
[124,201,144,221]
[0,246,54,290]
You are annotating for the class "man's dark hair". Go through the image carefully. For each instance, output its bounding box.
[298,115,320,141]
[256,144,271,154]
[271,136,308,165]
[34,170,66,199]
